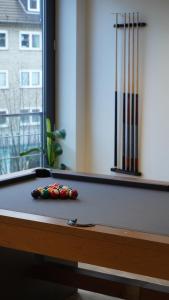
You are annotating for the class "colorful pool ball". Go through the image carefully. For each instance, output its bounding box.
[60,189,69,199]
[50,189,60,199]
[41,189,49,199]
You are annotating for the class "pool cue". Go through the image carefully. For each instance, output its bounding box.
[122,13,126,170]
[131,12,135,172]
[114,13,118,168]
[135,12,139,173]
[126,13,131,171]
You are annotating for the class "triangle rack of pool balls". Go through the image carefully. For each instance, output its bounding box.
[31,183,78,200]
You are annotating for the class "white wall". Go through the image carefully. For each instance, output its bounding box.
[85,0,169,180]
[56,0,77,170]
[56,0,169,181]
[56,0,86,171]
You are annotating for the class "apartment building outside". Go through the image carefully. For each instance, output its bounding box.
[0,0,43,174]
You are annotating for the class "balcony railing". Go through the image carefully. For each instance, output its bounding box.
[0,112,43,175]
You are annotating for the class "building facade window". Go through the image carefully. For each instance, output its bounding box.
[20,108,30,125]
[20,108,41,125]
[28,0,40,13]
[19,32,41,50]
[0,71,8,89]
[0,31,8,50]
[20,70,42,88]
[31,108,41,124]
[0,110,8,127]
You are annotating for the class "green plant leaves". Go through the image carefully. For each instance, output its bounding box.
[54,143,63,156]
[20,117,66,168]
[20,147,41,156]
[46,118,52,166]
[46,129,66,140]
[46,118,66,167]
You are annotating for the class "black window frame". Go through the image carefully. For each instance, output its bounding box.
[42,0,55,166]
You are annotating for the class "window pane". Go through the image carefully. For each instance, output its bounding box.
[0,1,43,175]
[0,33,5,47]
[21,72,29,86]
[21,34,29,48]
[30,0,38,9]
[32,72,40,86]
[20,109,30,124]
[32,34,40,48]
[0,111,7,126]
[0,72,6,87]
[32,108,40,123]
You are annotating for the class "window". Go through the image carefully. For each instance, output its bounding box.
[0,71,8,89]
[0,110,8,127]
[20,71,29,86]
[32,34,40,48]
[0,0,55,175]
[32,72,40,86]
[31,108,41,124]
[20,32,41,50]
[20,33,29,48]
[20,109,30,125]
[0,31,8,49]
[28,0,40,13]
[20,70,42,88]
[20,108,41,125]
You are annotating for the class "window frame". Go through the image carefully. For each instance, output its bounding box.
[0,30,8,50]
[19,31,42,50]
[0,70,9,89]
[20,70,42,88]
[43,0,55,127]
[28,0,40,13]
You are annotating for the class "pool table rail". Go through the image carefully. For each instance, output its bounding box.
[0,208,169,282]
[0,168,169,190]
[51,169,169,191]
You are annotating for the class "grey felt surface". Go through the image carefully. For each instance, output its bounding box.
[0,176,169,236]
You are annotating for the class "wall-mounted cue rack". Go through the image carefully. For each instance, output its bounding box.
[111,12,147,176]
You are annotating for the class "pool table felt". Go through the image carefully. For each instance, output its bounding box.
[0,176,168,236]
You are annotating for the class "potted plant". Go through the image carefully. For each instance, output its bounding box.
[20,118,66,169]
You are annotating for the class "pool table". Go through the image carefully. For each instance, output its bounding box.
[0,168,169,299]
